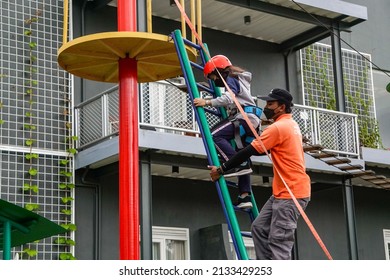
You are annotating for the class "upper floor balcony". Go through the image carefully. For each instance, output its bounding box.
[75,79,360,157]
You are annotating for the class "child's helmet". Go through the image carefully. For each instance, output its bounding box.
[203,55,232,78]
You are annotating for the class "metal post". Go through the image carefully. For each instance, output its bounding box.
[140,151,153,260]
[332,26,358,259]
[342,178,359,259]
[117,0,139,260]
[3,221,11,260]
[331,23,346,112]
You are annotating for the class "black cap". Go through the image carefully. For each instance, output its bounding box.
[258,88,293,106]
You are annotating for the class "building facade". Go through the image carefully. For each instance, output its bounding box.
[1,0,390,260]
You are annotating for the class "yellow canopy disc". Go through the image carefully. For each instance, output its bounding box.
[58,32,197,83]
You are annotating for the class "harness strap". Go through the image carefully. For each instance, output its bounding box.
[243,106,262,118]
[233,120,244,149]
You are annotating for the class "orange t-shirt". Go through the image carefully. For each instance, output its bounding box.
[251,114,311,199]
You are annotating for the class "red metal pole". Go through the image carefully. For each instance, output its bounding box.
[117,0,139,260]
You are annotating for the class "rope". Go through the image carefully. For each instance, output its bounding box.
[173,0,333,260]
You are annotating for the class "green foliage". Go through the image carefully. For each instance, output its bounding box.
[61,223,77,231]
[22,248,38,258]
[25,203,39,211]
[60,159,70,165]
[61,196,74,204]
[59,253,76,260]
[55,237,76,246]
[28,168,38,176]
[23,183,39,193]
[60,170,72,177]
[25,153,39,160]
[61,209,72,215]
[24,124,36,130]
[67,148,77,155]
[25,139,34,146]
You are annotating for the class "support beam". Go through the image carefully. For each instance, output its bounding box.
[331,23,346,112]
[342,178,359,259]
[140,151,153,260]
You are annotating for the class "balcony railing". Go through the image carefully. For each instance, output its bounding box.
[75,81,359,157]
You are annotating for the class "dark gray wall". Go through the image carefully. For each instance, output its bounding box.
[344,0,390,72]
[343,0,390,147]
[354,186,390,259]
[75,165,390,260]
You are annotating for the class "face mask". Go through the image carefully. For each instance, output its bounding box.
[214,78,225,87]
[212,71,228,87]
[263,107,278,120]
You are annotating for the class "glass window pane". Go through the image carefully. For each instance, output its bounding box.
[166,239,185,260]
[152,242,161,260]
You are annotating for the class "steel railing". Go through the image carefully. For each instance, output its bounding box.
[75,81,359,157]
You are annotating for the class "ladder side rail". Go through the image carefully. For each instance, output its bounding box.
[172,29,248,260]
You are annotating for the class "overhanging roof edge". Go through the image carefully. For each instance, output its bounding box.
[294,0,368,21]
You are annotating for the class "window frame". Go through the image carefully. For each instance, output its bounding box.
[152,226,190,260]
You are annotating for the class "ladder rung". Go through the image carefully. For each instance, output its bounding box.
[360,175,377,180]
[368,179,389,185]
[226,181,238,188]
[309,152,338,159]
[303,144,324,152]
[324,158,351,165]
[337,164,363,171]
[241,231,252,238]
[350,170,375,177]
[360,175,385,180]
[233,206,252,213]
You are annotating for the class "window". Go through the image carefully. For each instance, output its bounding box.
[229,232,256,260]
[152,226,190,260]
[383,229,390,260]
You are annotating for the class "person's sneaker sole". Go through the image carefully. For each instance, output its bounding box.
[223,168,253,178]
[234,202,253,209]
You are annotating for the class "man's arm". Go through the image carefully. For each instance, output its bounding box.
[208,144,261,181]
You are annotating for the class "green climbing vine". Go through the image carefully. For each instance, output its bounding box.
[56,132,77,260]
[55,53,78,261]
[21,9,41,259]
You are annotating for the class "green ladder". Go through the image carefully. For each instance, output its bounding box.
[171,29,259,260]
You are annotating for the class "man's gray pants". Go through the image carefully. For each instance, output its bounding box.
[251,195,309,260]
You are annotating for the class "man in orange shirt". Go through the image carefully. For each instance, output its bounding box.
[209,88,311,260]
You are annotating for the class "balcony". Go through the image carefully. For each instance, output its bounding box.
[75,80,360,158]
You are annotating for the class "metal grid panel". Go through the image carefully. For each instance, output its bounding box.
[301,43,376,150]
[301,43,375,118]
[0,0,70,151]
[342,50,375,118]
[0,1,73,260]
[0,150,73,260]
